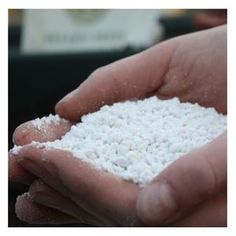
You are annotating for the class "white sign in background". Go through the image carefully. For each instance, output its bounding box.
[21,9,163,54]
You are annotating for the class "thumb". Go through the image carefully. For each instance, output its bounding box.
[136,131,227,226]
[55,42,175,121]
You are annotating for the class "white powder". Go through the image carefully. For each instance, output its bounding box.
[11,97,227,187]
[11,145,23,155]
[31,114,64,130]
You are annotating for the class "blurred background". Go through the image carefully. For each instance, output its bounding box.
[8,9,227,227]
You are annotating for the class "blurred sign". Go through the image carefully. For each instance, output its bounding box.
[21,9,163,54]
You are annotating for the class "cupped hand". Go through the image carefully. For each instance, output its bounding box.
[9,25,227,226]
[9,120,141,226]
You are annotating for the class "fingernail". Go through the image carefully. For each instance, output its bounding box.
[137,181,178,225]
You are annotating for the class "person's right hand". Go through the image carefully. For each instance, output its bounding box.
[56,25,226,120]
[9,25,227,226]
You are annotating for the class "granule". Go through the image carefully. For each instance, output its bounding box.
[11,97,227,187]
[31,114,64,130]
[11,145,22,155]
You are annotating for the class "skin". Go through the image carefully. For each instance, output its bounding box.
[9,25,227,226]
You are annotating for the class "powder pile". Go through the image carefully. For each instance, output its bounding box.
[31,114,64,130]
[12,97,227,186]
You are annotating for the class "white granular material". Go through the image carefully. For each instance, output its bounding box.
[12,97,227,186]
[31,114,63,130]
[11,145,23,155]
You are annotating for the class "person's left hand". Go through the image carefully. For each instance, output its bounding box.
[9,120,141,226]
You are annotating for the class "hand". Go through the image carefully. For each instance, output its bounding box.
[9,121,141,226]
[136,131,227,226]
[9,25,227,226]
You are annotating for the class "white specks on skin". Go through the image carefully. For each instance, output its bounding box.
[41,155,50,163]
[184,72,189,78]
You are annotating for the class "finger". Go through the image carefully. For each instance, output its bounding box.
[16,146,142,226]
[9,152,35,185]
[15,192,78,225]
[9,145,69,187]
[136,131,227,226]
[13,117,72,146]
[55,42,176,121]
[17,147,114,226]
[29,179,99,225]
[9,116,72,185]
[173,194,226,226]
